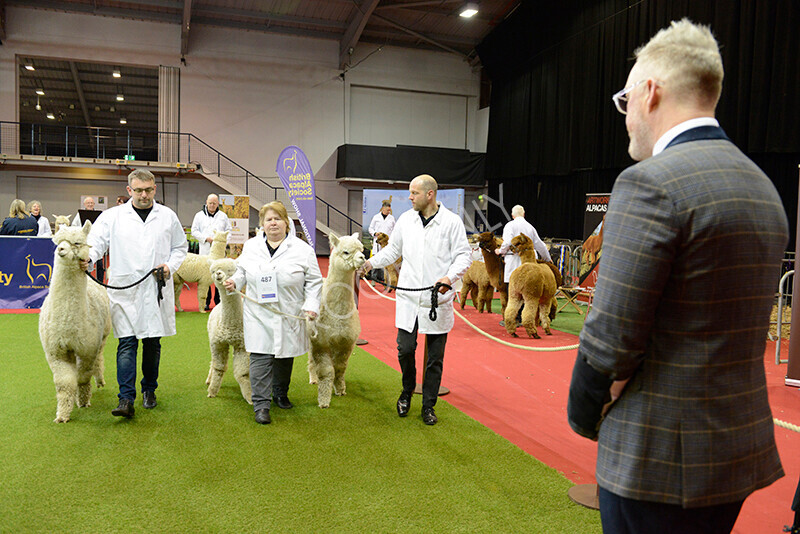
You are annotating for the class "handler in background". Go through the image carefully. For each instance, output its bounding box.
[362,174,471,426]
[224,201,322,425]
[87,169,188,419]
[191,193,231,310]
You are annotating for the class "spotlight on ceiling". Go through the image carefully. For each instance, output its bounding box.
[94,105,101,111]
[116,93,124,102]
[35,96,41,111]
[110,106,116,113]
[113,69,121,78]
[35,88,45,96]
[25,61,35,71]
[46,113,55,120]
[459,2,479,18]
[120,118,127,125]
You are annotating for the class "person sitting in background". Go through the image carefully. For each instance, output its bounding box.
[223,201,322,424]
[0,199,38,236]
[117,195,129,206]
[27,200,52,236]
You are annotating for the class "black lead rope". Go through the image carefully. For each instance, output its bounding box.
[363,271,452,321]
[85,266,167,304]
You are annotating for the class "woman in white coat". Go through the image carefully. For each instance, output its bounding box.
[224,201,322,425]
[27,200,52,236]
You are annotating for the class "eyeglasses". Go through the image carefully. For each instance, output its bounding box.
[612,79,646,115]
[131,187,154,194]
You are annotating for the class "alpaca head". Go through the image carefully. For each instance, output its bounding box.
[510,233,533,254]
[212,230,229,245]
[52,220,92,262]
[329,233,365,272]
[375,232,389,248]
[209,258,237,288]
[477,231,499,251]
[53,214,73,233]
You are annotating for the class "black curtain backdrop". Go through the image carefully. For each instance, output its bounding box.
[477,0,800,245]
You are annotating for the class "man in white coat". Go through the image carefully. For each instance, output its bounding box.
[495,205,551,283]
[86,169,188,418]
[367,199,395,283]
[362,174,471,425]
[191,193,231,310]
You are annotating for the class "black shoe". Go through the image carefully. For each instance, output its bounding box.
[422,407,438,425]
[112,398,135,418]
[143,391,157,409]
[396,391,412,417]
[273,395,293,409]
[254,408,271,424]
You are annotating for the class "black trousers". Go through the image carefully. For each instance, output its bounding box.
[272,357,293,397]
[396,320,447,409]
[598,486,744,534]
[204,286,220,308]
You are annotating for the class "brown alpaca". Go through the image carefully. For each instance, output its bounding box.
[504,234,559,338]
[459,260,494,313]
[374,232,401,292]
[475,231,508,315]
[582,217,605,265]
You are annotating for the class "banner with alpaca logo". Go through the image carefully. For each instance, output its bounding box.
[0,236,56,309]
[276,146,316,248]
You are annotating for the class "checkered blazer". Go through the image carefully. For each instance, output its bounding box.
[576,128,787,508]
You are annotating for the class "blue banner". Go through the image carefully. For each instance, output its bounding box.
[276,146,316,248]
[0,236,56,309]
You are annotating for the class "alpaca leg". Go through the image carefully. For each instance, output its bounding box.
[521,299,540,339]
[198,282,209,313]
[206,342,229,398]
[313,354,335,408]
[333,346,355,396]
[500,286,509,316]
[539,300,553,335]
[93,350,106,388]
[479,285,493,313]
[504,295,522,336]
[232,348,253,404]
[459,281,470,310]
[76,356,96,407]
[173,276,184,312]
[48,357,78,423]
[307,349,319,384]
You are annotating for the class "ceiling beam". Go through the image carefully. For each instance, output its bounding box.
[339,0,379,70]
[180,0,192,57]
[68,61,93,129]
[194,5,348,31]
[376,0,460,10]
[371,12,470,60]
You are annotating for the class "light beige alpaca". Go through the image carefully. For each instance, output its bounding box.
[374,232,401,292]
[205,258,252,404]
[459,260,494,313]
[307,233,365,408]
[53,214,73,233]
[476,231,508,315]
[173,230,228,312]
[504,234,561,339]
[39,222,112,422]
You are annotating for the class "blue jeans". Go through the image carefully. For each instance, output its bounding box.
[116,336,161,401]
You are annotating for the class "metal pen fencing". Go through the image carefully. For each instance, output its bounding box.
[0,121,359,236]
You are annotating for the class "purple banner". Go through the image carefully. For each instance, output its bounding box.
[0,236,57,309]
[276,146,316,248]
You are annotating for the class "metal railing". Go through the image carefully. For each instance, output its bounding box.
[0,121,359,235]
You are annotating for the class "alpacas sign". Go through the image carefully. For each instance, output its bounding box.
[276,146,316,248]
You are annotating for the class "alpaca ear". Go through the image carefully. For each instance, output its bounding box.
[350,232,359,241]
[329,233,340,249]
[82,220,92,235]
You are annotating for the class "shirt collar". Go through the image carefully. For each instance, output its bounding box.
[652,117,719,156]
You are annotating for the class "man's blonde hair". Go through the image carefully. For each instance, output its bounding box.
[128,169,156,186]
[259,201,291,236]
[9,199,29,219]
[511,205,525,218]
[634,18,723,109]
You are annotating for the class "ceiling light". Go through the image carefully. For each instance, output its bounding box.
[120,118,127,124]
[35,88,45,96]
[459,2,479,18]
[94,105,100,111]
[25,62,35,71]
[110,106,116,112]
[113,69,121,78]
[46,113,55,120]
[116,93,124,101]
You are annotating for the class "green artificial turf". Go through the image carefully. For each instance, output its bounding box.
[2,313,600,533]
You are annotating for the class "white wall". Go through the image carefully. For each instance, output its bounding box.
[0,6,483,226]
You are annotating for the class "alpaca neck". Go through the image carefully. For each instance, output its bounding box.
[322,267,355,313]
[519,249,537,263]
[480,247,503,284]
[50,260,89,310]
[209,240,226,260]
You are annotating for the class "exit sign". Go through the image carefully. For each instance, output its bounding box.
[124,154,136,161]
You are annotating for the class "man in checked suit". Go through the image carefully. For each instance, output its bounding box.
[567,19,787,533]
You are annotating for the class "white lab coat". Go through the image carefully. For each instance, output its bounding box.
[36,216,52,236]
[368,212,396,253]
[88,202,188,339]
[370,203,471,334]
[230,234,322,358]
[191,208,231,255]
[498,216,551,283]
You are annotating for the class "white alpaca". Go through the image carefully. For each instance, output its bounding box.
[307,233,365,408]
[173,230,229,312]
[39,222,112,423]
[205,258,252,404]
[53,214,73,233]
